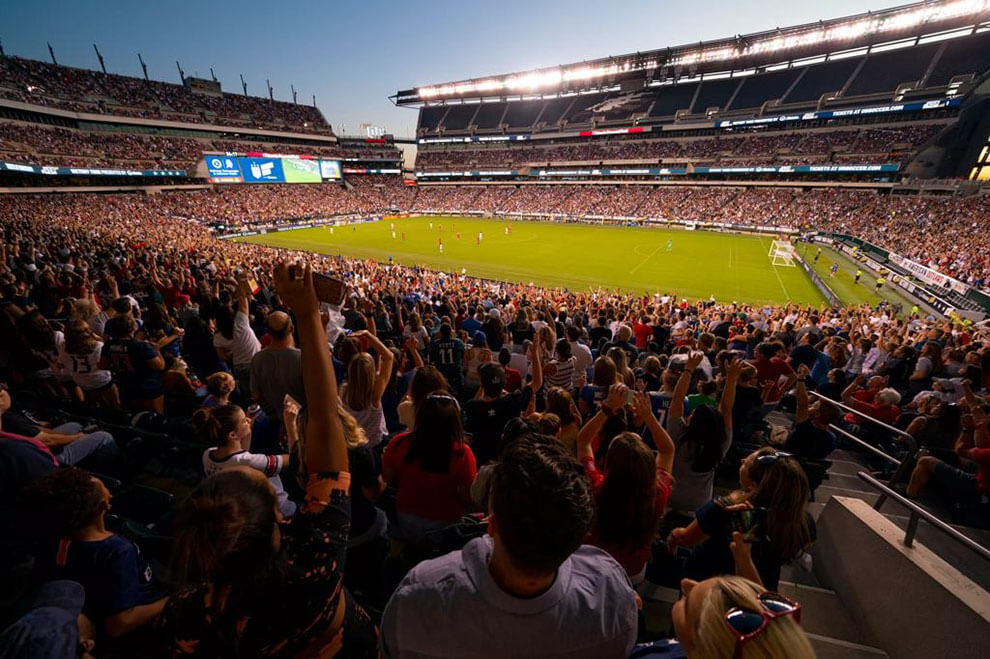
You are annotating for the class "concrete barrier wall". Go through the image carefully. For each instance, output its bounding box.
[813,496,990,659]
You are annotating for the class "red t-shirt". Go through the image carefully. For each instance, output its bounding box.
[503,367,523,393]
[633,324,653,350]
[971,447,990,494]
[382,432,477,522]
[581,455,672,576]
[751,357,795,402]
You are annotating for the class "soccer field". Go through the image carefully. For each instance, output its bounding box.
[236,216,826,306]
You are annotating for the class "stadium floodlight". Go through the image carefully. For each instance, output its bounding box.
[670,0,988,67]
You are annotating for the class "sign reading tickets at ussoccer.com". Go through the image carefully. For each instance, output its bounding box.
[238,157,285,183]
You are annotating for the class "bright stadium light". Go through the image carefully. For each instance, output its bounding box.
[670,0,988,67]
[414,0,989,100]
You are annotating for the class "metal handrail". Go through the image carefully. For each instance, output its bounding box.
[856,471,990,562]
[828,423,900,465]
[810,390,920,508]
[810,390,915,442]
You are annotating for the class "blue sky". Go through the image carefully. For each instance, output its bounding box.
[1,0,899,137]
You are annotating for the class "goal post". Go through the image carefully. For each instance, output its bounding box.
[768,239,797,267]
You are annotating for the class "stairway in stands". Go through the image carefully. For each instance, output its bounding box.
[642,434,990,658]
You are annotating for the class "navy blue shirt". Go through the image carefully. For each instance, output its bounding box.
[49,534,167,621]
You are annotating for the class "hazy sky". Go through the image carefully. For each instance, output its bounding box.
[2,0,901,137]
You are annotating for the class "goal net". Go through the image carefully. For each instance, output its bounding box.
[768,239,797,267]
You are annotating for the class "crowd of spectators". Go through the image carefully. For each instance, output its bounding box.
[0,121,398,171]
[0,56,331,134]
[0,181,988,657]
[415,123,945,170]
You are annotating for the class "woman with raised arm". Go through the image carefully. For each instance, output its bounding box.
[340,329,394,449]
[667,352,741,517]
[577,385,676,583]
[164,261,378,658]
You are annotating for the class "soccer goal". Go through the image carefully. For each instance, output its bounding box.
[768,239,797,267]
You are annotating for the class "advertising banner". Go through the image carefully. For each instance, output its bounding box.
[238,157,286,183]
[204,155,242,182]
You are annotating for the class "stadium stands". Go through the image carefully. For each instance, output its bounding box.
[0,57,331,134]
[2,3,989,656]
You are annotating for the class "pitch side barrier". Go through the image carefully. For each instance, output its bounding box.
[812,234,990,319]
[216,214,379,240]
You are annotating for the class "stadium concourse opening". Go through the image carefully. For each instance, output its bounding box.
[1,0,989,658]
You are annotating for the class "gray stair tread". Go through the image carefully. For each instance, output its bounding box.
[805,633,889,659]
[777,581,871,645]
[780,562,824,588]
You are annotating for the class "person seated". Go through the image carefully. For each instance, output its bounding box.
[667,447,815,590]
[382,394,477,542]
[163,261,379,657]
[840,374,901,426]
[669,447,813,591]
[197,403,297,519]
[906,382,990,503]
[781,365,839,460]
[382,434,638,658]
[22,468,168,640]
[0,388,119,470]
[672,574,814,658]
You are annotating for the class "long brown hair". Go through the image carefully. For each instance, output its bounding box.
[342,352,375,411]
[594,432,659,549]
[745,447,812,560]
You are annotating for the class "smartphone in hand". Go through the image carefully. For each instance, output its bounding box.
[312,273,347,306]
[729,507,768,543]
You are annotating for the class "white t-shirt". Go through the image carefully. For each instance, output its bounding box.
[202,448,295,518]
[59,340,113,390]
[214,310,261,367]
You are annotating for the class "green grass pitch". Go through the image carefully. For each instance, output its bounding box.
[237,216,831,306]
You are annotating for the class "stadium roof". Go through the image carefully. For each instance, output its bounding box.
[393,0,990,105]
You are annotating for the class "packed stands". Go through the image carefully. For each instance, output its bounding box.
[1,180,988,657]
[415,123,946,171]
[0,56,331,134]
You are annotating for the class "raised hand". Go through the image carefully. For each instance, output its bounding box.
[274,261,318,317]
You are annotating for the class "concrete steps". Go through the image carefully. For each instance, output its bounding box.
[778,581,888,658]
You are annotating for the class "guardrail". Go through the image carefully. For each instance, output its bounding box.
[857,472,990,562]
[810,391,919,509]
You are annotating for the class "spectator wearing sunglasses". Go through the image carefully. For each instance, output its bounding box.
[669,447,812,590]
[382,393,477,541]
[672,575,813,659]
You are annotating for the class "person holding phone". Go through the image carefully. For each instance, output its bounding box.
[576,383,675,583]
[668,447,812,590]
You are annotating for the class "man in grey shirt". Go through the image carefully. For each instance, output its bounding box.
[382,435,638,658]
[250,311,305,452]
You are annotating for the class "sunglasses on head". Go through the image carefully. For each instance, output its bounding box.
[723,591,802,659]
[755,451,793,466]
[428,392,461,410]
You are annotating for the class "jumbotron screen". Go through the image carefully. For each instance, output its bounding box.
[205,155,340,183]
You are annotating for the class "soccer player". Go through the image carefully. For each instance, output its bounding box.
[388,255,393,265]
[667,238,673,251]
[855,269,862,284]
[439,238,444,254]
[830,263,839,278]
[392,231,396,240]
[429,222,433,230]
[876,277,885,292]
[814,247,821,262]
